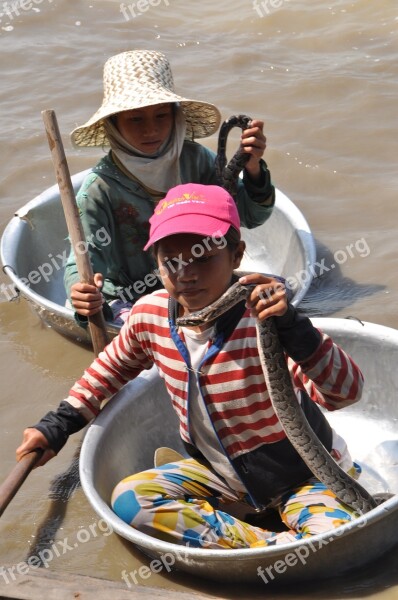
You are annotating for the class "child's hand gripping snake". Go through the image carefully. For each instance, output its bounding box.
[215,114,252,200]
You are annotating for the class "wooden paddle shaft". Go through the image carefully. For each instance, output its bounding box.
[0,112,110,519]
[0,450,43,517]
[41,109,108,356]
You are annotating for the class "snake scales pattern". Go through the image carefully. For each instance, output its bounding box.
[215,114,252,199]
[184,117,378,514]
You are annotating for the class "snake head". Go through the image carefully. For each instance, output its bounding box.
[176,282,254,327]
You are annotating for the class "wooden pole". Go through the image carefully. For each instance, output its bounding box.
[0,110,109,518]
[41,108,109,355]
[0,451,43,517]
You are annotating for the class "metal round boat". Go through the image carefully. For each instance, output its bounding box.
[1,171,315,344]
[79,317,398,583]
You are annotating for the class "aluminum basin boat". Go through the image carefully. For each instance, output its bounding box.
[79,317,398,583]
[1,171,315,345]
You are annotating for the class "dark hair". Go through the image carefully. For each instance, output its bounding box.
[223,226,241,250]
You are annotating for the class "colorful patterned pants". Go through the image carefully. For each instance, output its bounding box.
[111,458,360,549]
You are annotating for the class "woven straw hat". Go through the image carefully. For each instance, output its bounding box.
[71,50,221,147]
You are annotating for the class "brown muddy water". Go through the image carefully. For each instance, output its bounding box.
[0,1,397,598]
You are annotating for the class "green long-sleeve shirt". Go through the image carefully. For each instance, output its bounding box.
[64,140,274,308]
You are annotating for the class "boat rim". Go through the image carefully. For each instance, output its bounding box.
[1,171,316,315]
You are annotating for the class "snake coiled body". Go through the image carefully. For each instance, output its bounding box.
[177,281,378,515]
[216,115,252,199]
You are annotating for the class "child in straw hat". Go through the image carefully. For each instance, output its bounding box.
[65,50,275,324]
[17,183,363,548]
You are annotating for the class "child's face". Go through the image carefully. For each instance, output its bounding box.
[156,233,245,319]
[115,104,174,154]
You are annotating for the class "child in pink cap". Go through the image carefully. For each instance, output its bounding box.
[17,183,364,549]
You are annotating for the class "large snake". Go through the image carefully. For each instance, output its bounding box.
[211,116,378,514]
[176,281,378,515]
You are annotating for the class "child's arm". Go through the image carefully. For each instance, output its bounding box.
[181,135,275,229]
[288,335,364,411]
[69,272,105,317]
[16,399,88,466]
[15,310,153,465]
[237,118,275,225]
[240,119,267,185]
[239,273,364,410]
[16,429,56,467]
[63,178,114,306]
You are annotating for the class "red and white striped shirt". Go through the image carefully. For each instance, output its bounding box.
[66,290,363,461]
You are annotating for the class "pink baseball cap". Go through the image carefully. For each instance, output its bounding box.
[144,183,240,250]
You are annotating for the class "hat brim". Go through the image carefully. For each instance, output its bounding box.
[71,95,221,147]
[143,215,231,251]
